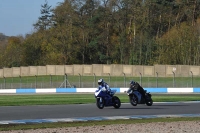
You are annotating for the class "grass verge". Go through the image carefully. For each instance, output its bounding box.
[0,117,200,131]
[0,93,200,106]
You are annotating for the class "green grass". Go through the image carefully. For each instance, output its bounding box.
[0,93,200,106]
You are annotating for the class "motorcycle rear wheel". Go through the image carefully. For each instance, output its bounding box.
[112,96,121,109]
[145,98,153,106]
[96,98,105,109]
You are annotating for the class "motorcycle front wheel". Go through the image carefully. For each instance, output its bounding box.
[130,95,138,106]
[112,96,121,109]
[96,98,105,109]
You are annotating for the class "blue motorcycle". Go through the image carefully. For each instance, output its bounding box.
[94,87,121,109]
[127,89,153,106]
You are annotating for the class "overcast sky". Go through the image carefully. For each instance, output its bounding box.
[0,0,64,36]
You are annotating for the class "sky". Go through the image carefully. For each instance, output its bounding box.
[0,0,64,37]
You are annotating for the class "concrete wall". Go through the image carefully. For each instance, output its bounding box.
[12,67,20,77]
[29,66,38,76]
[93,64,103,76]
[20,67,29,76]
[3,68,12,77]
[102,65,111,76]
[143,66,154,77]
[37,66,46,75]
[190,66,200,76]
[73,65,83,75]
[46,65,55,75]
[154,65,166,77]
[83,65,92,76]
[65,65,73,75]
[55,65,65,75]
[0,64,200,78]
[123,65,132,76]
[0,69,3,77]
[133,65,143,76]
[112,64,123,76]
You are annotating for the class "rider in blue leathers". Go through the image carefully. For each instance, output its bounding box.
[98,78,111,95]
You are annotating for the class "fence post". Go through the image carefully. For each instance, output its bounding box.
[93,73,96,88]
[190,71,193,87]
[65,73,68,88]
[108,73,110,84]
[35,75,37,88]
[3,76,6,89]
[19,75,21,88]
[156,72,158,88]
[79,73,81,88]
[123,73,126,87]
[172,71,175,87]
[50,74,52,88]
[139,72,142,86]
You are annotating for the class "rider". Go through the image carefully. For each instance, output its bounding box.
[128,80,146,98]
[98,78,111,95]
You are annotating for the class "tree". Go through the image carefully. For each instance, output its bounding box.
[2,36,24,67]
[14,0,200,66]
[33,0,54,31]
[51,0,79,64]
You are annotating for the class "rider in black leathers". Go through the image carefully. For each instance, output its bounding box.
[128,80,146,98]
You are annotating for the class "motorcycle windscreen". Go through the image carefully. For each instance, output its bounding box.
[95,90,107,97]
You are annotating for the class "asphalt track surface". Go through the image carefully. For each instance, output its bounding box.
[0,102,200,123]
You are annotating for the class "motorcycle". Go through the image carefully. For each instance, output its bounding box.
[127,89,153,106]
[94,87,121,109]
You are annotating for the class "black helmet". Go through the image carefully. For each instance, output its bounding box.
[98,78,103,85]
[130,80,135,88]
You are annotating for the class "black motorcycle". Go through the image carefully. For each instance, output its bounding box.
[127,89,153,106]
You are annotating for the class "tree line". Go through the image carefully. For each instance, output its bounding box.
[1,0,200,68]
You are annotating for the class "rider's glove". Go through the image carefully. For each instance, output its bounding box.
[102,87,106,92]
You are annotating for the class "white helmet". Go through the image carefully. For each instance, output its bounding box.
[98,78,103,85]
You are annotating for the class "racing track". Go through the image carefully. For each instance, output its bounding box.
[0,102,200,124]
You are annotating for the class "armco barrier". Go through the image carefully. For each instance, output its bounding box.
[0,88,200,94]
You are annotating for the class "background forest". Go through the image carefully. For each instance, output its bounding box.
[1,0,200,69]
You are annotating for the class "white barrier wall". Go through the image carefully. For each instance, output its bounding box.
[167,88,193,93]
[0,87,199,94]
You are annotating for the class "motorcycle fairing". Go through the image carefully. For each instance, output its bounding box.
[133,91,142,102]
